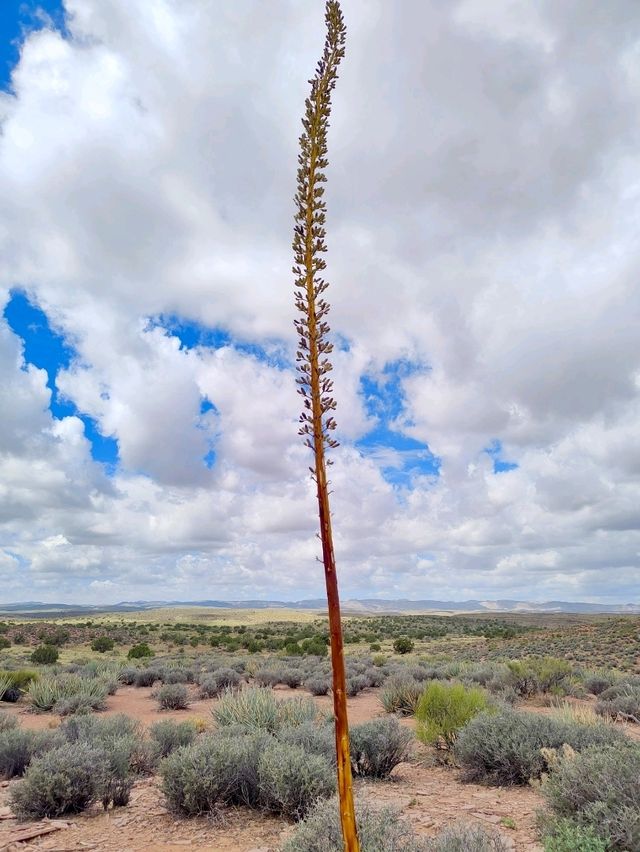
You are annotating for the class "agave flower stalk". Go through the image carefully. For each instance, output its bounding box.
[292,3,358,850]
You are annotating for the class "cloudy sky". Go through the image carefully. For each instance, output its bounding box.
[1,0,639,604]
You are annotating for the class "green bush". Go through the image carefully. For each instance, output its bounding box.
[91,637,115,653]
[416,682,489,751]
[543,743,640,851]
[128,643,154,659]
[10,742,103,818]
[350,717,412,778]
[455,709,626,786]
[161,732,268,814]
[393,637,414,655]
[213,687,317,733]
[149,719,197,759]
[0,669,38,690]
[583,670,617,697]
[30,644,59,665]
[257,740,334,820]
[156,683,190,710]
[380,677,423,716]
[0,637,10,650]
[542,818,608,852]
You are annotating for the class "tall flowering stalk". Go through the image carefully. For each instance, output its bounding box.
[292,3,358,850]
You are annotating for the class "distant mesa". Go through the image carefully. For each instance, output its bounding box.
[0,598,638,617]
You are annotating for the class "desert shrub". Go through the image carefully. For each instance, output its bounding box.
[543,742,640,851]
[417,682,489,752]
[363,666,386,687]
[28,674,108,713]
[55,694,105,716]
[255,668,281,687]
[156,683,190,710]
[283,797,440,851]
[161,732,268,814]
[149,719,197,759]
[30,644,59,665]
[10,742,103,818]
[0,669,38,691]
[278,720,335,765]
[280,669,303,689]
[118,666,138,685]
[425,823,510,851]
[213,687,316,733]
[393,637,414,655]
[91,637,115,653]
[135,668,160,687]
[0,728,61,779]
[346,675,368,697]
[542,818,608,852]
[506,658,572,698]
[381,677,423,716]
[0,637,10,650]
[0,674,11,700]
[128,643,154,659]
[350,717,412,778]
[370,642,382,652]
[163,667,195,685]
[0,711,18,732]
[583,670,617,697]
[258,740,334,819]
[305,676,331,696]
[595,684,640,721]
[199,668,241,698]
[455,709,626,786]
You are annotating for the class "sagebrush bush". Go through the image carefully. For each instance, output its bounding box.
[425,823,510,851]
[0,728,60,779]
[380,677,423,716]
[595,683,640,721]
[255,668,281,687]
[583,669,617,697]
[278,720,335,765]
[213,687,316,733]
[416,681,489,751]
[0,711,18,732]
[10,742,103,818]
[161,732,268,814]
[163,667,194,685]
[118,666,138,685]
[282,797,430,851]
[350,717,412,778]
[199,668,241,698]
[156,683,190,710]
[135,668,160,687]
[149,719,197,759]
[305,676,331,696]
[282,798,508,852]
[455,709,626,785]
[543,742,640,851]
[257,740,334,820]
[346,675,369,697]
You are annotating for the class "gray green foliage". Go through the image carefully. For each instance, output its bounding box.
[156,683,190,710]
[349,717,412,778]
[149,719,197,759]
[543,743,640,851]
[213,687,317,733]
[455,709,626,785]
[257,740,334,819]
[542,818,608,852]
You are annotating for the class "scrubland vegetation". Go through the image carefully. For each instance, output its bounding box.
[1,609,639,849]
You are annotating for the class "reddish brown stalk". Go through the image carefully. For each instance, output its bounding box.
[292,3,358,850]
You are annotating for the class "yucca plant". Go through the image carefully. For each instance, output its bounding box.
[292,2,358,848]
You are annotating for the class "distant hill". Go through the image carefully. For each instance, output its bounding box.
[1,598,639,617]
